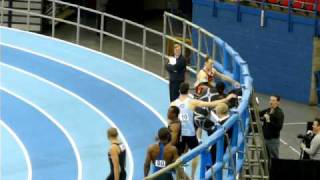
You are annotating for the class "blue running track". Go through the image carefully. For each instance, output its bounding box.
[1,120,31,180]
[0,27,170,180]
[1,90,77,180]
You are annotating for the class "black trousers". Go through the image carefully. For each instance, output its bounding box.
[209,128,233,164]
[154,172,174,180]
[169,80,183,102]
[106,170,126,180]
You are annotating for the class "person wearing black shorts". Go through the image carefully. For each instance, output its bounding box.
[106,128,126,180]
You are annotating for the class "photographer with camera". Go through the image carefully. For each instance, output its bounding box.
[297,128,314,160]
[300,118,320,160]
[259,95,284,160]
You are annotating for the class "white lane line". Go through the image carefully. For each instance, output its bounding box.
[1,63,134,180]
[1,88,82,180]
[0,120,33,180]
[0,27,2,180]
[0,26,169,84]
[284,122,306,125]
[280,138,300,155]
[281,122,306,155]
[0,43,167,126]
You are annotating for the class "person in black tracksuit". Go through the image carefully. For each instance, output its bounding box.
[106,128,126,180]
[165,44,186,102]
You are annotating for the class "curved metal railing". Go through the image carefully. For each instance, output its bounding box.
[0,1,254,179]
[147,15,254,177]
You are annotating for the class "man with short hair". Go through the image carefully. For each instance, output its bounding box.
[194,56,240,95]
[167,106,181,148]
[259,95,284,159]
[166,43,187,102]
[301,118,320,160]
[144,127,187,180]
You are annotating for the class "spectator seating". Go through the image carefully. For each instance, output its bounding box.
[280,0,304,9]
[249,0,320,12]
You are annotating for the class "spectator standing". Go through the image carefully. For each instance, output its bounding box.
[301,118,320,160]
[259,95,284,159]
[166,43,186,102]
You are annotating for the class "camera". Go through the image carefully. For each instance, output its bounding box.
[297,131,314,160]
[228,88,242,108]
[297,132,314,145]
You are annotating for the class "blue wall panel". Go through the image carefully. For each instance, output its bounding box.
[193,0,314,103]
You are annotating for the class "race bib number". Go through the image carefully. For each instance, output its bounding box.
[155,160,166,168]
[179,113,189,122]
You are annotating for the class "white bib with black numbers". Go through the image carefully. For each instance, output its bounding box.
[154,160,166,168]
[174,98,195,136]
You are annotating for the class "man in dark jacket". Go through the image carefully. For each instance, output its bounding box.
[259,95,284,159]
[166,43,186,102]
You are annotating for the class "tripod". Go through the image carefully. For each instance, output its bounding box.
[299,141,305,160]
[299,139,310,160]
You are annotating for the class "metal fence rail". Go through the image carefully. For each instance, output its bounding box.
[0,1,254,179]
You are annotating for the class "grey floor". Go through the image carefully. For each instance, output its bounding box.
[42,13,320,161]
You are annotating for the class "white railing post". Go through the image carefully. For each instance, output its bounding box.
[121,20,126,60]
[52,0,56,37]
[0,0,4,25]
[161,13,167,77]
[212,38,216,60]
[27,0,31,31]
[99,13,104,52]
[197,28,202,72]
[182,20,186,56]
[142,27,146,68]
[76,5,80,44]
